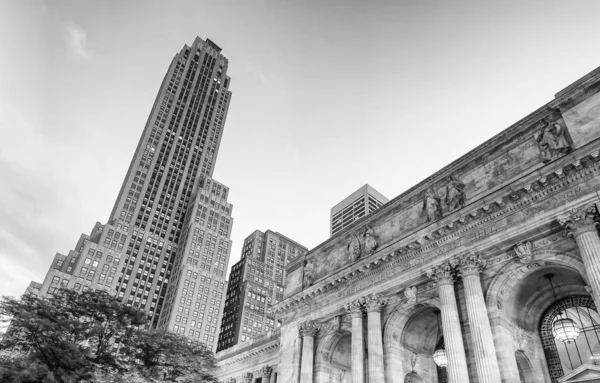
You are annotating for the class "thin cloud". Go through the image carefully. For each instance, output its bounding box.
[65,23,91,59]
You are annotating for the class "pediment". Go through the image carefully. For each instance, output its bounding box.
[558,364,600,382]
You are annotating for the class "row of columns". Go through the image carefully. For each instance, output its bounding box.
[428,254,503,383]
[229,365,273,383]
[292,204,600,383]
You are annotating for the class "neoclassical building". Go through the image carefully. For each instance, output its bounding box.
[216,67,600,383]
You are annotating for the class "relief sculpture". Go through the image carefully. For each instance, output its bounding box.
[303,260,314,288]
[363,226,378,254]
[422,187,442,222]
[445,176,466,212]
[348,234,361,262]
[534,119,571,163]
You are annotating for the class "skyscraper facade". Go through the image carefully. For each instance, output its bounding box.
[32,36,234,335]
[216,230,307,352]
[330,184,388,236]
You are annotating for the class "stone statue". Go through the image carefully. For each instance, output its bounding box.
[303,260,314,288]
[444,176,466,212]
[534,120,571,163]
[348,234,362,262]
[404,286,417,305]
[513,241,533,264]
[363,226,378,254]
[422,187,442,222]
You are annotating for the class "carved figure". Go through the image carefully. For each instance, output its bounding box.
[422,187,442,222]
[363,226,378,254]
[444,176,466,212]
[513,241,533,264]
[534,120,571,163]
[514,327,528,350]
[348,234,362,262]
[404,286,417,305]
[303,260,314,288]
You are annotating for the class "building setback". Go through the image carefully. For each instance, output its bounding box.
[330,184,389,236]
[32,37,234,348]
[216,230,307,352]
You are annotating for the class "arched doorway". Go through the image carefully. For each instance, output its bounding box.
[315,331,351,383]
[540,295,600,382]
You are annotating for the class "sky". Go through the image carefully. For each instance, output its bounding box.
[1,0,600,299]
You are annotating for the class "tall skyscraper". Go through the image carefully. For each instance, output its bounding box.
[32,36,234,339]
[330,184,388,236]
[216,230,307,352]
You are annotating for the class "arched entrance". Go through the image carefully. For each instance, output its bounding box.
[515,350,534,383]
[315,331,352,383]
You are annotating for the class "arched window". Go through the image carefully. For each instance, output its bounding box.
[539,295,600,382]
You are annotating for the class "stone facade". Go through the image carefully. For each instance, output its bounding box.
[217,66,600,383]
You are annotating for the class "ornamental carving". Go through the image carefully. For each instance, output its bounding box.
[444,176,466,212]
[404,286,417,305]
[241,372,253,383]
[343,298,365,318]
[558,205,599,237]
[260,365,273,378]
[427,261,456,286]
[363,226,378,254]
[513,241,533,264]
[457,253,486,277]
[514,327,528,350]
[365,293,388,312]
[534,119,571,163]
[422,187,442,222]
[226,378,236,383]
[348,234,362,262]
[299,320,320,337]
[303,260,314,288]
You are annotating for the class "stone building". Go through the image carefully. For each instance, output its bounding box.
[216,65,600,383]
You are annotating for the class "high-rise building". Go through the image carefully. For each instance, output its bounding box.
[216,230,307,352]
[156,176,233,349]
[330,184,388,236]
[32,36,234,341]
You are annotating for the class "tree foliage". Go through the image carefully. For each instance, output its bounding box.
[0,289,219,383]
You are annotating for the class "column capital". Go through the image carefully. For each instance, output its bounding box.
[343,297,365,318]
[299,320,320,338]
[365,293,388,313]
[427,261,456,286]
[226,378,236,383]
[260,365,273,378]
[457,253,486,277]
[241,372,253,383]
[558,205,599,237]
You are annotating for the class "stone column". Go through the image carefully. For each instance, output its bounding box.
[299,320,320,383]
[241,372,253,383]
[344,298,365,383]
[260,365,273,383]
[365,294,388,383]
[457,253,502,383]
[428,262,470,383]
[559,205,600,305]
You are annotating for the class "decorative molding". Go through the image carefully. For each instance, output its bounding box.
[558,204,600,237]
[513,241,533,264]
[299,320,320,337]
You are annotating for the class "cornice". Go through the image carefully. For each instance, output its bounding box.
[287,72,600,274]
[272,147,600,315]
[216,338,280,366]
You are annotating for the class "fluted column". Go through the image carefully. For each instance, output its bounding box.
[559,205,600,305]
[299,320,320,383]
[365,294,388,383]
[241,372,253,383]
[260,365,273,383]
[428,262,470,383]
[344,298,365,383]
[457,253,501,383]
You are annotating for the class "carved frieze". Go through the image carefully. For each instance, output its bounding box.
[422,187,442,222]
[513,241,533,264]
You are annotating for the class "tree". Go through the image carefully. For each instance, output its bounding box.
[0,289,218,382]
